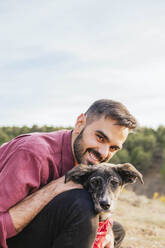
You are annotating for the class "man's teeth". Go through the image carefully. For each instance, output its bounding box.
[89,152,98,161]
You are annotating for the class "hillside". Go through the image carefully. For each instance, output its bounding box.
[129,172,165,198]
[114,190,165,248]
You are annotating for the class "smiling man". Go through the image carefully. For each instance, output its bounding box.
[73,115,129,165]
[0,99,137,248]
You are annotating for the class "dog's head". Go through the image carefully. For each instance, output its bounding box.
[65,163,143,214]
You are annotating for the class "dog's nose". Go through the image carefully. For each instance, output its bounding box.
[99,200,110,210]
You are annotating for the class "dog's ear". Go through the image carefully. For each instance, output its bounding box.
[65,164,96,185]
[114,163,144,185]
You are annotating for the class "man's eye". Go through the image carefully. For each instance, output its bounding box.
[96,135,104,142]
[109,146,118,152]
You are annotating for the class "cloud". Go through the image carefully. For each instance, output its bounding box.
[0,0,164,128]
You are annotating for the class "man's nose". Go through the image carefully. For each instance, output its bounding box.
[98,145,110,160]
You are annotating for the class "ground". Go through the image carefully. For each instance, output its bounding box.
[113,190,165,248]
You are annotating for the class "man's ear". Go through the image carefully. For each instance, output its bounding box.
[65,164,96,185]
[74,113,86,134]
[114,163,144,186]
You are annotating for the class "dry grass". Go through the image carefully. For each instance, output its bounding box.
[113,190,165,248]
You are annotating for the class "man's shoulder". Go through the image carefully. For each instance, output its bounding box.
[13,129,72,155]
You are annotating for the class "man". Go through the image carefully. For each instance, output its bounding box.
[0,99,137,248]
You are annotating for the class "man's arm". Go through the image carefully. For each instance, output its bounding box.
[0,148,81,245]
[9,176,82,233]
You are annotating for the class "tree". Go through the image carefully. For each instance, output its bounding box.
[131,146,152,173]
[0,129,9,145]
[111,149,130,164]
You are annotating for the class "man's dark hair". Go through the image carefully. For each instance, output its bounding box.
[85,99,137,130]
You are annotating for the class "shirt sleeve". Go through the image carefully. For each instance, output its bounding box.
[0,212,16,248]
[0,149,42,247]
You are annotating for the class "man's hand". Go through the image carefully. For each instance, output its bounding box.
[9,176,83,234]
[52,175,83,195]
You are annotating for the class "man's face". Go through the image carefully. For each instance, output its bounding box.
[73,117,129,165]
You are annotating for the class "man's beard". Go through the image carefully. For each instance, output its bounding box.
[73,129,107,165]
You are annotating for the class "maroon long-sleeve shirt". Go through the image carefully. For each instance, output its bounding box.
[0,130,74,248]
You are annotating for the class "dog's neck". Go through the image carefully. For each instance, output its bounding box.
[99,211,113,221]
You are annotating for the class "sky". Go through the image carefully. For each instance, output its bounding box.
[0,0,165,129]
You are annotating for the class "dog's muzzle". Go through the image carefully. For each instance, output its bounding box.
[99,200,110,211]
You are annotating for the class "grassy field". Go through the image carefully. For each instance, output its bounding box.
[113,190,165,248]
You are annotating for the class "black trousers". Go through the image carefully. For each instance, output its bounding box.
[7,189,125,248]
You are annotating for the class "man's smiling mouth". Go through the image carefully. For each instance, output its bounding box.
[88,150,100,163]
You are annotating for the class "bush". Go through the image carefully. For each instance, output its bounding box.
[131,146,152,172]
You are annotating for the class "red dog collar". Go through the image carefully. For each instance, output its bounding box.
[93,218,113,248]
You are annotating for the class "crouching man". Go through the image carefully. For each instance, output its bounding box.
[0,99,137,248]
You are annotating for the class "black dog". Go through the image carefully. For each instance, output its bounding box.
[65,162,143,216]
[65,162,143,247]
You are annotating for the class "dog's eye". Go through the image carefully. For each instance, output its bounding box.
[90,177,103,189]
[110,179,119,188]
